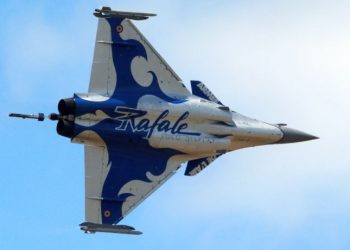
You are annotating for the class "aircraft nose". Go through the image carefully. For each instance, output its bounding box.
[277,126,319,144]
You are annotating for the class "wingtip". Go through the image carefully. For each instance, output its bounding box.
[80,222,143,235]
[94,7,156,20]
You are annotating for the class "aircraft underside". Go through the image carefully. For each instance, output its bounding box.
[9,6,317,235]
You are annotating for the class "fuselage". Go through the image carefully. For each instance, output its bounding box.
[57,93,284,159]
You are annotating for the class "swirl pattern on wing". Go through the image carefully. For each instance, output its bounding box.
[72,17,189,224]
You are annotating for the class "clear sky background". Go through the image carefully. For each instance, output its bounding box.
[1,1,349,249]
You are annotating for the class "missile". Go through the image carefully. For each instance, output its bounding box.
[79,222,142,235]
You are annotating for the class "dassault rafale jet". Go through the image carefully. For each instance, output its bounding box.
[10,7,318,235]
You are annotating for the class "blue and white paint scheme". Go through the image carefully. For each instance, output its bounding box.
[9,7,318,235]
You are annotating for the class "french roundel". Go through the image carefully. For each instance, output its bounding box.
[116,25,123,33]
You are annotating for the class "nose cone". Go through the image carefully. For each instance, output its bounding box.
[277,126,318,144]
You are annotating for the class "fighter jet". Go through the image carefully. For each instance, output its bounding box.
[9,7,317,235]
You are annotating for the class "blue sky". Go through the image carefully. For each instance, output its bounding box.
[1,1,350,249]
